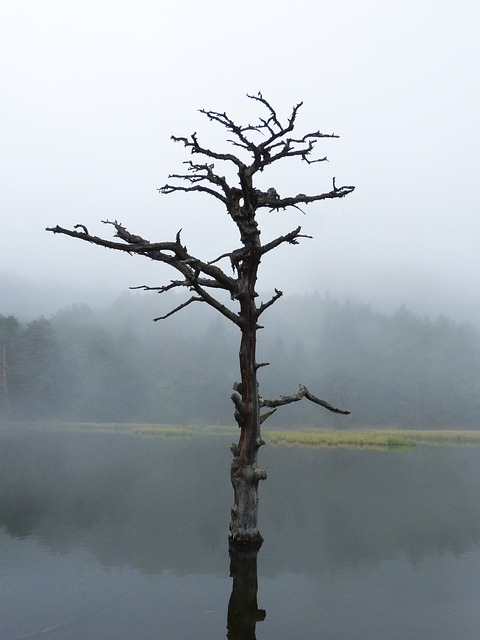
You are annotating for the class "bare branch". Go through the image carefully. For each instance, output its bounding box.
[260,227,312,256]
[208,251,231,266]
[159,161,232,204]
[134,279,242,325]
[259,408,277,424]
[257,289,283,317]
[260,384,350,415]
[47,224,179,255]
[153,296,203,321]
[46,223,238,296]
[46,225,140,253]
[303,155,329,165]
[170,132,245,169]
[247,92,283,130]
[198,108,258,154]
[257,183,355,211]
[159,182,227,204]
[130,281,187,294]
[46,223,242,327]
[208,247,247,274]
[246,93,303,144]
[264,135,332,166]
[101,219,149,244]
[190,280,241,326]
[74,224,89,234]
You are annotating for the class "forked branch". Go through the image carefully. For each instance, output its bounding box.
[260,384,350,422]
[256,181,355,212]
[260,227,312,256]
[46,222,241,325]
[257,289,283,317]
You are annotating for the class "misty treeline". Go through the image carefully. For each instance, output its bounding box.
[1,292,479,428]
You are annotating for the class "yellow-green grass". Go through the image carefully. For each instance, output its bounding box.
[266,429,480,449]
[130,425,196,438]
[267,430,416,450]
[202,424,238,436]
[0,421,197,438]
[0,421,240,439]
[401,429,480,446]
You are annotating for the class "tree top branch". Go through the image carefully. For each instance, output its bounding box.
[170,132,246,169]
[166,94,352,182]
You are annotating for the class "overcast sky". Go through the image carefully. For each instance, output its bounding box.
[1,0,479,321]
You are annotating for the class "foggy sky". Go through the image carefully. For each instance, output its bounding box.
[1,0,479,322]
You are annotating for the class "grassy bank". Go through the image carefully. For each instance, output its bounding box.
[401,429,480,446]
[267,430,416,450]
[266,429,480,449]
[2,421,480,448]
[0,421,198,438]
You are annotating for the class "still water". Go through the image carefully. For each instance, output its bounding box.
[1,426,480,639]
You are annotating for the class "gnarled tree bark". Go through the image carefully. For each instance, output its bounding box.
[46,93,354,548]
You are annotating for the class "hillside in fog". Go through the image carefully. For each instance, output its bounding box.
[1,288,479,429]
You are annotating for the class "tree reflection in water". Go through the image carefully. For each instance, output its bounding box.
[3,428,480,639]
[228,547,265,640]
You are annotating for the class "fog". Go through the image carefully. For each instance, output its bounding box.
[1,1,479,323]
[3,291,480,428]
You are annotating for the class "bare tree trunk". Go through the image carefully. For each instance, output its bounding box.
[229,326,266,547]
[229,245,266,548]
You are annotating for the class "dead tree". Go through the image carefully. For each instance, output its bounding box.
[46,93,355,549]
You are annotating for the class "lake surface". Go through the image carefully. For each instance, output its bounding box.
[1,426,480,639]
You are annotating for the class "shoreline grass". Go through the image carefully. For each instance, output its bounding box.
[266,428,480,449]
[0,421,235,439]
[401,429,480,446]
[267,430,416,450]
[2,421,480,448]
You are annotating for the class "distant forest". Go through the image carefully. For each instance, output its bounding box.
[1,292,479,429]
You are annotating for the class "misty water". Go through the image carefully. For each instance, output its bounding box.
[1,427,480,639]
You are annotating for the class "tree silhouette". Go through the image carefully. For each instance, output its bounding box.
[47,93,354,547]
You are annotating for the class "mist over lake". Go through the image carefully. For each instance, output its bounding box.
[1,426,479,639]
[2,290,480,430]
